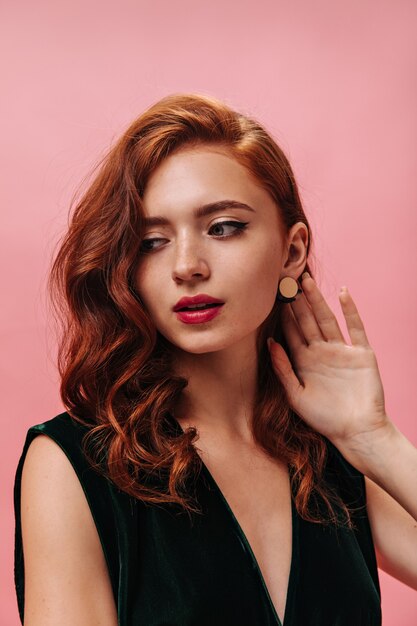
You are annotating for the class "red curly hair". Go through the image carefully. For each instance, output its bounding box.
[49,92,357,528]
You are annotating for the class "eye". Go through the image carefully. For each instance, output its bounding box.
[139,237,167,253]
[209,220,249,237]
[138,220,249,254]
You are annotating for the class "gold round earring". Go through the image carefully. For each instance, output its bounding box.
[277,276,302,303]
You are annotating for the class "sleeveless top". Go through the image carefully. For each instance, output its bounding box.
[14,411,382,626]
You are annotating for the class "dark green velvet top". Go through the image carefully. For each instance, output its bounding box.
[14,411,382,625]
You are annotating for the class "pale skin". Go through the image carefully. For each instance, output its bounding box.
[21,145,417,624]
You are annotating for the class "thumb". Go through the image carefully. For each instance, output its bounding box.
[267,338,303,401]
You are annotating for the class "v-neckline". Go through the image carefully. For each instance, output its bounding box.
[167,413,298,626]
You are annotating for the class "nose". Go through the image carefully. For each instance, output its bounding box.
[171,239,210,283]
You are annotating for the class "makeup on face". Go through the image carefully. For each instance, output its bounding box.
[135,148,286,351]
[174,304,225,325]
[173,293,225,324]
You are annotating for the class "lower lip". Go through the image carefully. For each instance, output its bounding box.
[174,304,225,324]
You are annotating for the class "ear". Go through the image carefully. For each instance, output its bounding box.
[281,222,309,278]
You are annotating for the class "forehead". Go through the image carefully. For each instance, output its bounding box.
[142,146,275,213]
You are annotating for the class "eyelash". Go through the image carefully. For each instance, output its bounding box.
[139,220,249,253]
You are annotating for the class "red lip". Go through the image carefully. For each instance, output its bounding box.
[175,305,224,325]
[173,293,224,312]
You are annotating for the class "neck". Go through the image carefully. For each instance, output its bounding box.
[171,334,259,445]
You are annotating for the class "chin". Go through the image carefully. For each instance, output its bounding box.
[173,340,230,355]
[168,330,254,356]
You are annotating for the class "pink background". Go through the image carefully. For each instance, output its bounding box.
[1,0,416,623]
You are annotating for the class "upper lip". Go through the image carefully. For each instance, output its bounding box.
[173,293,224,311]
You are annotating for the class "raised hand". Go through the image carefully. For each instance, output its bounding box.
[268,272,392,449]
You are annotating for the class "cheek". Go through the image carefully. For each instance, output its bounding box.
[135,262,165,312]
[236,251,280,309]
[244,277,279,325]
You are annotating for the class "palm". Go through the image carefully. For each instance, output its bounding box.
[269,275,388,445]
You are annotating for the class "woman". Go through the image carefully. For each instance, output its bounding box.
[14,93,417,626]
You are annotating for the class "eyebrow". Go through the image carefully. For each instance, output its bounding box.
[141,200,256,227]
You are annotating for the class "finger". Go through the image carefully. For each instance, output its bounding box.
[290,290,326,344]
[268,340,304,401]
[338,287,370,347]
[295,273,346,343]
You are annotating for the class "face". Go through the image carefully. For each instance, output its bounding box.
[135,146,302,356]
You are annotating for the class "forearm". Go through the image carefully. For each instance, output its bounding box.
[334,418,417,523]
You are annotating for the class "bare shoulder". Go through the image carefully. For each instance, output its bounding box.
[21,434,118,625]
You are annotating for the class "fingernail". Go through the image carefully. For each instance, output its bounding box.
[267,337,275,350]
[301,271,310,281]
